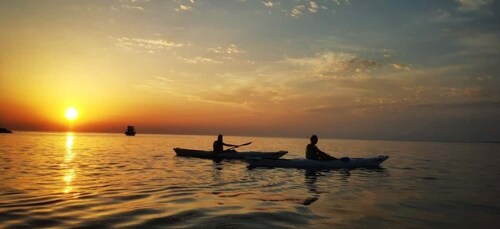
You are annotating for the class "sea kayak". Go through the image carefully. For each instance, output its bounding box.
[173,148,288,160]
[247,155,389,169]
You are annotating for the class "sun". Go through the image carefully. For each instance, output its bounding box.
[65,107,78,121]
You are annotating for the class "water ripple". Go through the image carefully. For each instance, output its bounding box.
[1,133,499,228]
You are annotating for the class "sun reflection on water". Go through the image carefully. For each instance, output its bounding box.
[63,133,76,194]
[65,134,75,162]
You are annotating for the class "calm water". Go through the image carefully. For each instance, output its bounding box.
[0,132,499,228]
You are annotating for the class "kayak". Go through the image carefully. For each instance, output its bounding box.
[173,148,288,160]
[247,155,389,169]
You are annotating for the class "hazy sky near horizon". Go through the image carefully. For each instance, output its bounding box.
[1,0,499,141]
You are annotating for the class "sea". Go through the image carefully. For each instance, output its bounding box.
[0,132,499,228]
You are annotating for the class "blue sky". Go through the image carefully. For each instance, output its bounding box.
[1,0,499,141]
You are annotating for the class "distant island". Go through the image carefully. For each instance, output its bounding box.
[0,128,13,133]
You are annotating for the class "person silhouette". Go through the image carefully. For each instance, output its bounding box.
[213,134,238,154]
[305,135,337,160]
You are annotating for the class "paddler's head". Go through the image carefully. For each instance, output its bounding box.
[217,134,223,141]
[310,135,318,144]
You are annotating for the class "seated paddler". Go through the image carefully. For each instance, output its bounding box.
[306,135,338,160]
[213,134,238,154]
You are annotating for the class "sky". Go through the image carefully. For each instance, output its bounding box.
[0,0,499,142]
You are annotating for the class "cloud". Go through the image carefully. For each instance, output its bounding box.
[285,51,380,78]
[433,10,473,23]
[173,0,195,12]
[178,56,222,64]
[175,4,193,11]
[208,44,245,54]
[114,37,184,52]
[392,63,411,70]
[439,87,483,98]
[456,0,493,12]
[291,5,305,17]
[262,1,273,7]
[333,0,347,5]
[136,73,285,112]
[458,32,499,49]
[307,99,500,115]
[155,76,173,82]
[280,49,497,116]
[309,1,318,13]
[198,85,286,106]
[453,31,500,57]
[110,0,150,12]
[261,0,343,18]
[174,43,250,65]
[119,4,144,11]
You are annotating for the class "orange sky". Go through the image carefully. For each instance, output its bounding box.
[1,1,499,141]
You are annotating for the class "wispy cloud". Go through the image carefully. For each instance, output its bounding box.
[453,31,500,57]
[155,75,173,82]
[119,4,144,11]
[276,48,499,117]
[433,10,473,23]
[136,74,280,111]
[173,0,195,12]
[285,51,381,78]
[110,0,149,12]
[262,0,273,7]
[178,56,222,64]
[392,63,411,71]
[260,0,336,17]
[458,32,499,49]
[309,1,318,13]
[208,44,245,54]
[456,0,493,12]
[114,37,184,52]
[183,44,252,64]
[175,4,193,11]
[291,5,305,17]
[198,85,286,107]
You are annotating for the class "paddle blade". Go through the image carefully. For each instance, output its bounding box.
[228,142,252,150]
[240,142,252,147]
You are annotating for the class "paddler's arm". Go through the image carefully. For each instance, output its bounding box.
[316,147,337,160]
[314,145,327,155]
[222,142,238,147]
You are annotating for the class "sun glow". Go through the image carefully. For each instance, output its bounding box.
[65,107,78,121]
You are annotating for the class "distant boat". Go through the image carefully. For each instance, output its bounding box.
[0,128,12,134]
[124,126,136,136]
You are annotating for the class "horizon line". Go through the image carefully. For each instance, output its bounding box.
[4,129,498,144]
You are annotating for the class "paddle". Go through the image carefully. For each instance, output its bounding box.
[227,141,252,151]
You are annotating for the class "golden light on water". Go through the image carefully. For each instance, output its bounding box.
[65,107,78,121]
[63,133,76,194]
[65,133,75,162]
[63,170,74,183]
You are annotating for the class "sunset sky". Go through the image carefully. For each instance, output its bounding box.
[0,0,499,141]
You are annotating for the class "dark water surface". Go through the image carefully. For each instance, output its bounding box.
[1,132,499,228]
